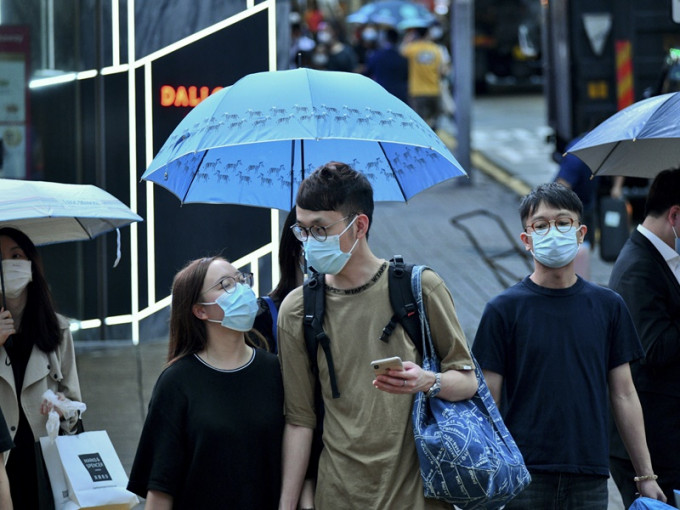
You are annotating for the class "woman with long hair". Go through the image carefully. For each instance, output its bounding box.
[0,227,82,508]
[127,256,284,509]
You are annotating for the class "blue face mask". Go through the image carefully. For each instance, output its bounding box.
[201,283,259,332]
[304,216,359,275]
[530,226,582,268]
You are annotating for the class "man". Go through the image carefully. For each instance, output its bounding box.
[400,25,444,129]
[277,162,477,509]
[608,168,680,506]
[472,182,665,508]
[365,28,409,104]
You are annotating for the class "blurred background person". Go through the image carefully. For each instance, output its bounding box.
[353,24,379,74]
[128,257,283,509]
[365,28,409,104]
[315,21,358,72]
[0,227,82,509]
[289,11,316,69]
[401,24,445,129]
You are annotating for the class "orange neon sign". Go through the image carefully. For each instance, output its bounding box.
[160,85,223,107]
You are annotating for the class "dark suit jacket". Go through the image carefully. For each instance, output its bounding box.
[609,229,680,397]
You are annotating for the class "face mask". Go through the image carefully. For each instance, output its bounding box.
[673,226,680,255]
[201,283,259,332]
[304,216,359,275]
[317,31,332,44]
[362,28,378,42]
[530,226,581,268]
[1,259,32,299]
[312,52,329,67]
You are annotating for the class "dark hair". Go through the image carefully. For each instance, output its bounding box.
[269,208,302,304]
[167,256,266,364]
[0,227,61,353]
[644,168,680,218]
[296,161,374,236]
[385,28,400,45]
[519,182,583,227]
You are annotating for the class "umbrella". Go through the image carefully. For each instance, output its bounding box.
[142,68,466,211]
[346,0,435,28]
[0,178,143,307]
[567,92,680,178]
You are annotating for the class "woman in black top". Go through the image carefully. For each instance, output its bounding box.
[127,256,284,509]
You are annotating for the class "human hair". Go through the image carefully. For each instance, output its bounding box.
[0,227,61,353]
[296,161,374,236]
[269,208,303,305]
[167,256,267,364]
[518,182,583,227]
[385,28,399,45]
[644,168,680,218]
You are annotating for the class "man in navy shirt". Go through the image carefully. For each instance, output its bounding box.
[473,182,666,508]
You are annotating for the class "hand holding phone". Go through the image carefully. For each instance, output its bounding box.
[370,356,403,376]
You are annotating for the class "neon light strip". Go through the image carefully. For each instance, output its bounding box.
[128,0,140,344]
[112,0,120,66]
[144,62,156,307]
[28,73,77,88]
[77,70,98,80]
[102,64,129,75]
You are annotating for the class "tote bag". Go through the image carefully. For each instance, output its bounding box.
[39,430,139,510]
[410,266,531,509]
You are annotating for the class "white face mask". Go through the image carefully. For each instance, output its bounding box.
[1,259,32,298]
[303,216,359,275]
[530,226,581,268]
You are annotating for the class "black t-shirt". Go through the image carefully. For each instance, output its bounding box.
[473,276,644,476]
[127,349,284,509]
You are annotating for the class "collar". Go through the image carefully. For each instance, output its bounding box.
[637,224,679,263]
[637,225,680,284]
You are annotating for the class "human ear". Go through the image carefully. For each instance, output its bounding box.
[355,213,370,238]
[519,231,532,251]
[192,304,208,320]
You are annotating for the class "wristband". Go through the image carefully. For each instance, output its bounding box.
[633,474,658,482]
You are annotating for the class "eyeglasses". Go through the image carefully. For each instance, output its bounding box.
[290,215,355,242]
[525,216,579,236]
[205,272,254,294]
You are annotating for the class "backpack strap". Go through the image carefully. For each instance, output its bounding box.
[380,255,424,358]
[261,296,279,351]
[303,271,341,398]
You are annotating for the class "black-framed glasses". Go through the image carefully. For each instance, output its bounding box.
[290,215,355,242]
[525,216,579,236]
[205,272,254,294]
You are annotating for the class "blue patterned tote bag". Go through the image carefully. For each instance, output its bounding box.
[411,266,531,509]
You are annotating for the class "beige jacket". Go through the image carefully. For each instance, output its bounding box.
[0,314,82,460]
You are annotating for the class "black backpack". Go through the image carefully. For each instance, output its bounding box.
[302,255,424,399]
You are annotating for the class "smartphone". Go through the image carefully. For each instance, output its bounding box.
[370,356,403,376]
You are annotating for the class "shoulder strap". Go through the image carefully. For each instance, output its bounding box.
[380,255,423,358]
[303,271,341,398]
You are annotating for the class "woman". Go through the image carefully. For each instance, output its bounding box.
[127,257,284,509]
[0,227,82,509]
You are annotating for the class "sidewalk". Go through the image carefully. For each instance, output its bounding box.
[74,94,624,509]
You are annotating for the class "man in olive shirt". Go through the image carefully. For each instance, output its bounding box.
[277,162,477,509]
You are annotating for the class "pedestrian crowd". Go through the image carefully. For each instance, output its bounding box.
[289,10,452,131]
[0,158,678,509]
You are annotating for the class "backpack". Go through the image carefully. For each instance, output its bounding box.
[302,255,424,399]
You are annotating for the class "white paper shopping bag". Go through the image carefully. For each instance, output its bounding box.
[40,431,139,510]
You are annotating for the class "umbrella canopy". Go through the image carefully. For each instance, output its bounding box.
[142,68,466,211]
[346,0,435,28]
[568,92,680,178]
[0,179,143,245]
[0,178,143,309]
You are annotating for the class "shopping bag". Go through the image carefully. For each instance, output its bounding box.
[40,431,139,510]
[410,265,531,509]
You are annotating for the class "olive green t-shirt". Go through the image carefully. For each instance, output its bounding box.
[278,262,473,509]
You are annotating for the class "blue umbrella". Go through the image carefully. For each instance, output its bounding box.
[568,92,680,178]
[142,68,466,210]
[346,0,435,28]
